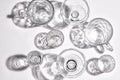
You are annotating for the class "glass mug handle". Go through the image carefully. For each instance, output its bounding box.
[94,45,104,53]
[104,43,113,51]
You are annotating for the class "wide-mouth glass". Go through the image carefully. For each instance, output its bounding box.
[60,0,90,24]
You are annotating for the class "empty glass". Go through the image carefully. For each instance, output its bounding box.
[46,30,64,48]
[27,0,54,26]
[34,32,48,50]
[34,30,64,50]
[31,53,63,80]
[6,54,28,71]
[86,58,103,75]
[85,18,113,53]
[60,0,89,24]
[99,55,116,73]
[57,49,86,78]
[27,51,44,66]
[86,55,116,76]
[70,18,113,53]
[7,1,33,28]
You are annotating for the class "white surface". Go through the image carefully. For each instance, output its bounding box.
[0,0,120,80]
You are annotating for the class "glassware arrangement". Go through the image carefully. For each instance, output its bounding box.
[6,0,115,80]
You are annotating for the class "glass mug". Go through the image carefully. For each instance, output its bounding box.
[70,18,113,53]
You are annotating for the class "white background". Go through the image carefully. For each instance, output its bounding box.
[0,0,120,80]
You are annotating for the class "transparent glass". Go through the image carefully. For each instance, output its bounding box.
[46,30,64,48]
[85,18,113,45]
[70,18,113,53]
[6,54,28,71]
[99,55,116,73]
[46,0,68,29]
[27,51,43,65]
[86,55,116,76]
[70,23,91,49]
[34,32,48,50]
[60,0,89,24]
[57,49,86,78]
[34,30,64,50]
[7,1,34,28]
[31,53,64,80]
[86,58,103,76]
[27,0,54,26]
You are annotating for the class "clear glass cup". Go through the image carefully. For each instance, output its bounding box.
[6,54,29,71]
[70,18,113,53]
[34,30,64,50]
[57,49,86,78]
[60,0,89,24]
[27,0,54,26]
[7,1,34,28]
